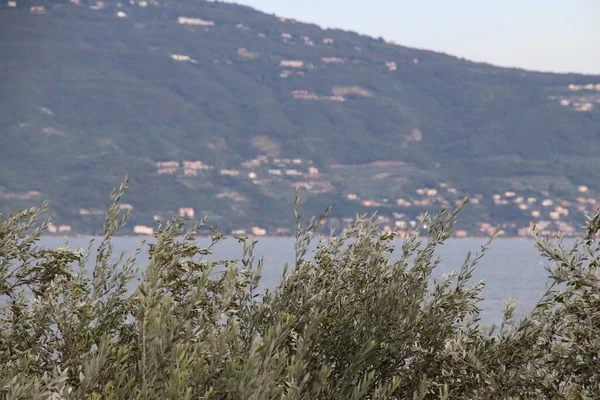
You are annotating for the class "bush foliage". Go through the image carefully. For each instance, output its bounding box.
[1,180,600,399]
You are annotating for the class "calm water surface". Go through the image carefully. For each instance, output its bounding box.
[39,237,556,326]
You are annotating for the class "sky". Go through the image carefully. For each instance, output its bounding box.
[233,0,600,75]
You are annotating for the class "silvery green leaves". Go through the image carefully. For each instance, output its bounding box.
[1,181,600,399]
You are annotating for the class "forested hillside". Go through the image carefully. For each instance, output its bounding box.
[1,0,599,236]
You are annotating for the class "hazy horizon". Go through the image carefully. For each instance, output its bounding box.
[234,0,600,75]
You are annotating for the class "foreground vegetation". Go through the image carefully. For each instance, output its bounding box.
[1,180,600,399]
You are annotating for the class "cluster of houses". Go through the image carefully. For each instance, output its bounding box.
[291,90,345,102]
[0,189,41,200]
[170,54,197,64]
[47,223,72,234]
[568,83,600,92]
[552,83,600,112]
[138,157,600,238]
[556,97,596,112]
[177,16,214,26]
[156,160,214,176]
[155,156,325,188]
[343,183,597,238]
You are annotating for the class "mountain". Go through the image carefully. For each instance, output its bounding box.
[1,0,600,237]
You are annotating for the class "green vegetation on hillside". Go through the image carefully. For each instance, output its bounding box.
[2,182,600,398]
[1,0,600,236]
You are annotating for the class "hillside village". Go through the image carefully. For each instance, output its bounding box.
[1,0,600,238]
[147,153,600,238]
[6,150,597,238]
[121,181,600,238]
[151,156,598,239]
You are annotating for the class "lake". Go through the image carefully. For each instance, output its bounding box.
[38,236,557,326]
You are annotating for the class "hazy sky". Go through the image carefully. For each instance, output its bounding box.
[234,0,600,75]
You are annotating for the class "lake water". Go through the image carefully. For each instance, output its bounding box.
[39,237,557,326]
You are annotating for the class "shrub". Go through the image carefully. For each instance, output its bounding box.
[1,180,599,399]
